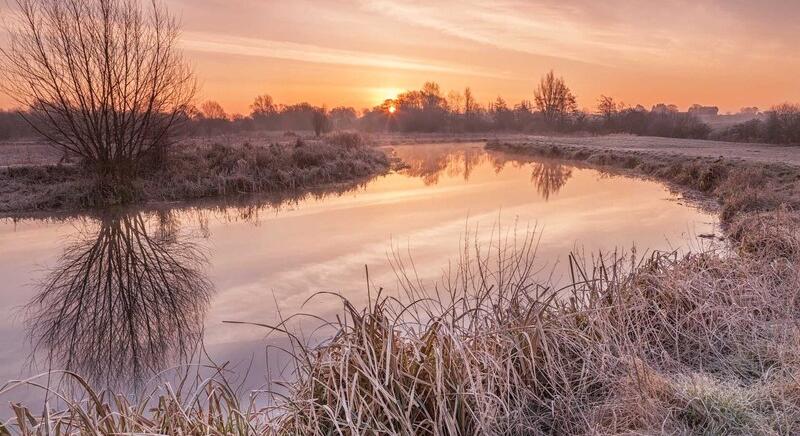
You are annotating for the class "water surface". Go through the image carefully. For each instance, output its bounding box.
[0,143,717,404]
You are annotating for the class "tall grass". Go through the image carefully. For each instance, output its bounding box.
[4,209,800,434]
[148,135,387,201]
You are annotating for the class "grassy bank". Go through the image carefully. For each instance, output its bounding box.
[488,140,800,224]
[0,133,389,214]
[3,141,800,435]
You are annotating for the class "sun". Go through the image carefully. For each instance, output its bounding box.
[388,105,397,114]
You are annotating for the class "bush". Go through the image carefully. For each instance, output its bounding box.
[326,132,367,149]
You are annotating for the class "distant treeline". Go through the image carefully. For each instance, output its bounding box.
[183,84,800,144]
[711,103,800,144]
[0,110,37,140]
[3,78,800,144]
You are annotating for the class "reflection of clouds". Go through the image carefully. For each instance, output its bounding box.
[26,211,212,390]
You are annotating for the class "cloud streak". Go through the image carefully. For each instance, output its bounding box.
[357,0,800,69]
[358,0,663,67]
[179,31,508,79]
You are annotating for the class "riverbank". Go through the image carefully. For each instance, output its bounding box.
[487,140,800,224]
[3,138,800,434]
[0,133,389,214]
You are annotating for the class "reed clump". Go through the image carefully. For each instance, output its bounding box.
[147,136,387,201]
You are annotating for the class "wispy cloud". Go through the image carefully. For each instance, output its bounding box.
[356,0,784,68]
[357,0,661,66]
[179,31,508,79]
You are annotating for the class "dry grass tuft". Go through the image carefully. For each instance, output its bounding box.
[148,136,387,201]
[729,209,800,259]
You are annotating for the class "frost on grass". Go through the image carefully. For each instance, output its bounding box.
[0,134,389,213]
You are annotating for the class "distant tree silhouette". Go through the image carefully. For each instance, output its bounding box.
[251,94,277,118]
[651,103,679,114]
[491,97,514,130]
[597,95,619,120]
[767,104,800,143]
[464,87,477,116]
[534,71,577,126]
[330,107,358,130]
[0,109,36,139]
[688,104,719,117]
[200,101,228,120]
[312,107,331,137]
[447,90,464,114]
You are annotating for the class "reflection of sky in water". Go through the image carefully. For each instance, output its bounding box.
[0,143,718,405]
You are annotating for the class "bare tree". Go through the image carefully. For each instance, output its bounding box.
[447,90,463,114]
[250,94,276,118]
[534,70,577,124]
[312,106,330,137]
[200,101,227,120]
[597,95,618,120]
[329,106,357,130]
[0,0,196,190]
[463,87,477,116]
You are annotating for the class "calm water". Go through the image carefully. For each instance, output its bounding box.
[0,143,717,405]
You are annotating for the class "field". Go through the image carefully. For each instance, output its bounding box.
[487,134,800,165]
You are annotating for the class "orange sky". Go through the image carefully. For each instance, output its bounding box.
[2,0,799,114]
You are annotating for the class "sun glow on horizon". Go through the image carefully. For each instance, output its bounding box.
[371,87,405,106]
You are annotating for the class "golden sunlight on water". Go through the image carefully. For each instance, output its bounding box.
[0,143,717,401]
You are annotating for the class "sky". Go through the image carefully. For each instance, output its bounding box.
[1,0,799,114]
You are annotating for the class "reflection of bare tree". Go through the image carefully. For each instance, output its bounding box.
[26,211,211,389]
[392,145,574,200]
[392,145,488,185]
[530,161,573,200]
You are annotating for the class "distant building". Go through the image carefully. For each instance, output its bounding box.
[688,104,720,116]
